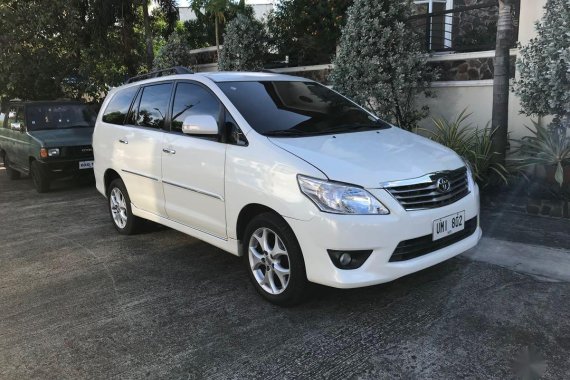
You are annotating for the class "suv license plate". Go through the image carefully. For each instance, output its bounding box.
[79,161,94,170]
[433,211,465,241]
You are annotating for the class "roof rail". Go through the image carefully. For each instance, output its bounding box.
[125,66,193,84]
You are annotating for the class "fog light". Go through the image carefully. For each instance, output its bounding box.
[327,249,373,270]
[339,253,352,266]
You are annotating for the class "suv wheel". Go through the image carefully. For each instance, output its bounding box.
[31,161,50,193]
[4,155,21,180]
[107,178,142,235]
[243,212,308,306]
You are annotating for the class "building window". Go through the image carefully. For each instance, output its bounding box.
[414,0,454,50]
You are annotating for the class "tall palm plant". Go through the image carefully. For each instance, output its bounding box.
[142,0,179,71]
[491,0,515,164]
[192,0,232,57]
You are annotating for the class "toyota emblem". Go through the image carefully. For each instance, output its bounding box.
[436,177,451,193]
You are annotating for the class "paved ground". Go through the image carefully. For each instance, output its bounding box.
[1,168,569,379]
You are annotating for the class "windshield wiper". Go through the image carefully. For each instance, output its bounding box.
[327,123,390,133]
[264,129,306,137]
[264,122,390,137]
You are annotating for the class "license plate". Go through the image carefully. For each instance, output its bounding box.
[79,161,94,170]
[433,211,465,241]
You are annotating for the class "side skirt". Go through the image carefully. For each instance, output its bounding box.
[131,204,240,256]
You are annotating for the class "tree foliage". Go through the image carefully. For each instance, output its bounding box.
[153,32,195,69]
[218,14,267,71]
[267,0,352,66]
[182,1,252,50]
[514,0,570,120]
[330,0,438,131]
[0,1,167,103]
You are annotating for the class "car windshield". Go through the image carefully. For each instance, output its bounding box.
[217,81,391,137]
[26,103,96,131]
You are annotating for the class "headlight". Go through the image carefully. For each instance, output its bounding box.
[48,148,60,157]
[297,175,389,215]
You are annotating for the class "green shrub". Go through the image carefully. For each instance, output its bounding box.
[153,32,194,70]
[513,0,570,120]
[267,0,352,66]
[422,110,508,187]
[330,0,438,131]
[218,14,267,71]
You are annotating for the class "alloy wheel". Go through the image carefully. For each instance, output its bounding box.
[248,227,291,295]
[110,187,128,229]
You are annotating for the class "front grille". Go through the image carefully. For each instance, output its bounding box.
[62,145,93,158]
[389,217,478,262]
[385,167,469,210]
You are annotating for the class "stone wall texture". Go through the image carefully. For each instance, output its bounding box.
[430,56,516,81]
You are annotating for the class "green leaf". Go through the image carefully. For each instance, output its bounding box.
[555,162,564,186]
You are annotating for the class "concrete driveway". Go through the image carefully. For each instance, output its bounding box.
[1,168,569,379]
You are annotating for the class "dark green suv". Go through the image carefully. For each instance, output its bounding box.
[0,100,96,192]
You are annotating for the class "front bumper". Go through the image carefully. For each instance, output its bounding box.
[37,157,94,178]
[286,185,481,288]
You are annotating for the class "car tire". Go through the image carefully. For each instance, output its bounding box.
[31,161,50,193]
[243,212,308,306]
[107,178,142,235]
[4,155,21,180]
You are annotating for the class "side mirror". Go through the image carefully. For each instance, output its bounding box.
[181,115,219,135]
[11,122,22,131]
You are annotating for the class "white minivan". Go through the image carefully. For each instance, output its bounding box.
[93,70,481,305]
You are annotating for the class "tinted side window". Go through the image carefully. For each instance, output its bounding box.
[171,83,221,133]
[135,83,173,129]
[102,87,139,125]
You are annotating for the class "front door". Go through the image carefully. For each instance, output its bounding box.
[161,82,227,238]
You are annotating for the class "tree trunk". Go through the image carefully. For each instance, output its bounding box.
[491,0,513,163]
[142,0,154,71]
[215,16,220,59]
[121,1,139,78]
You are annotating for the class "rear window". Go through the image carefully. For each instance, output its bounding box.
[26,103,96,131]
[102,87,139,125]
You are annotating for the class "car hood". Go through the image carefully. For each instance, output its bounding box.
[28,127,94,147]
[269,128,464,188]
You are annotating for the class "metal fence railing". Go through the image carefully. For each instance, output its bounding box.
[408,1,520,53]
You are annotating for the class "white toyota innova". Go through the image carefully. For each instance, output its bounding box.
[93,70,481,305]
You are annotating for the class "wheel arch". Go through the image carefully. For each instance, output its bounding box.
[103,168,122,195]
[236,204,280,242]
[235,203,303,258]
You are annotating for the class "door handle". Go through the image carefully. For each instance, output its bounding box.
[162,148,176,154]
[119,139,128,144]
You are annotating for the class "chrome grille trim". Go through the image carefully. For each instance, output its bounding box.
[384,167,469,211]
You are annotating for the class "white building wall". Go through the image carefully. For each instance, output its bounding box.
[417,0,549,138]
[178,0,275,22]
